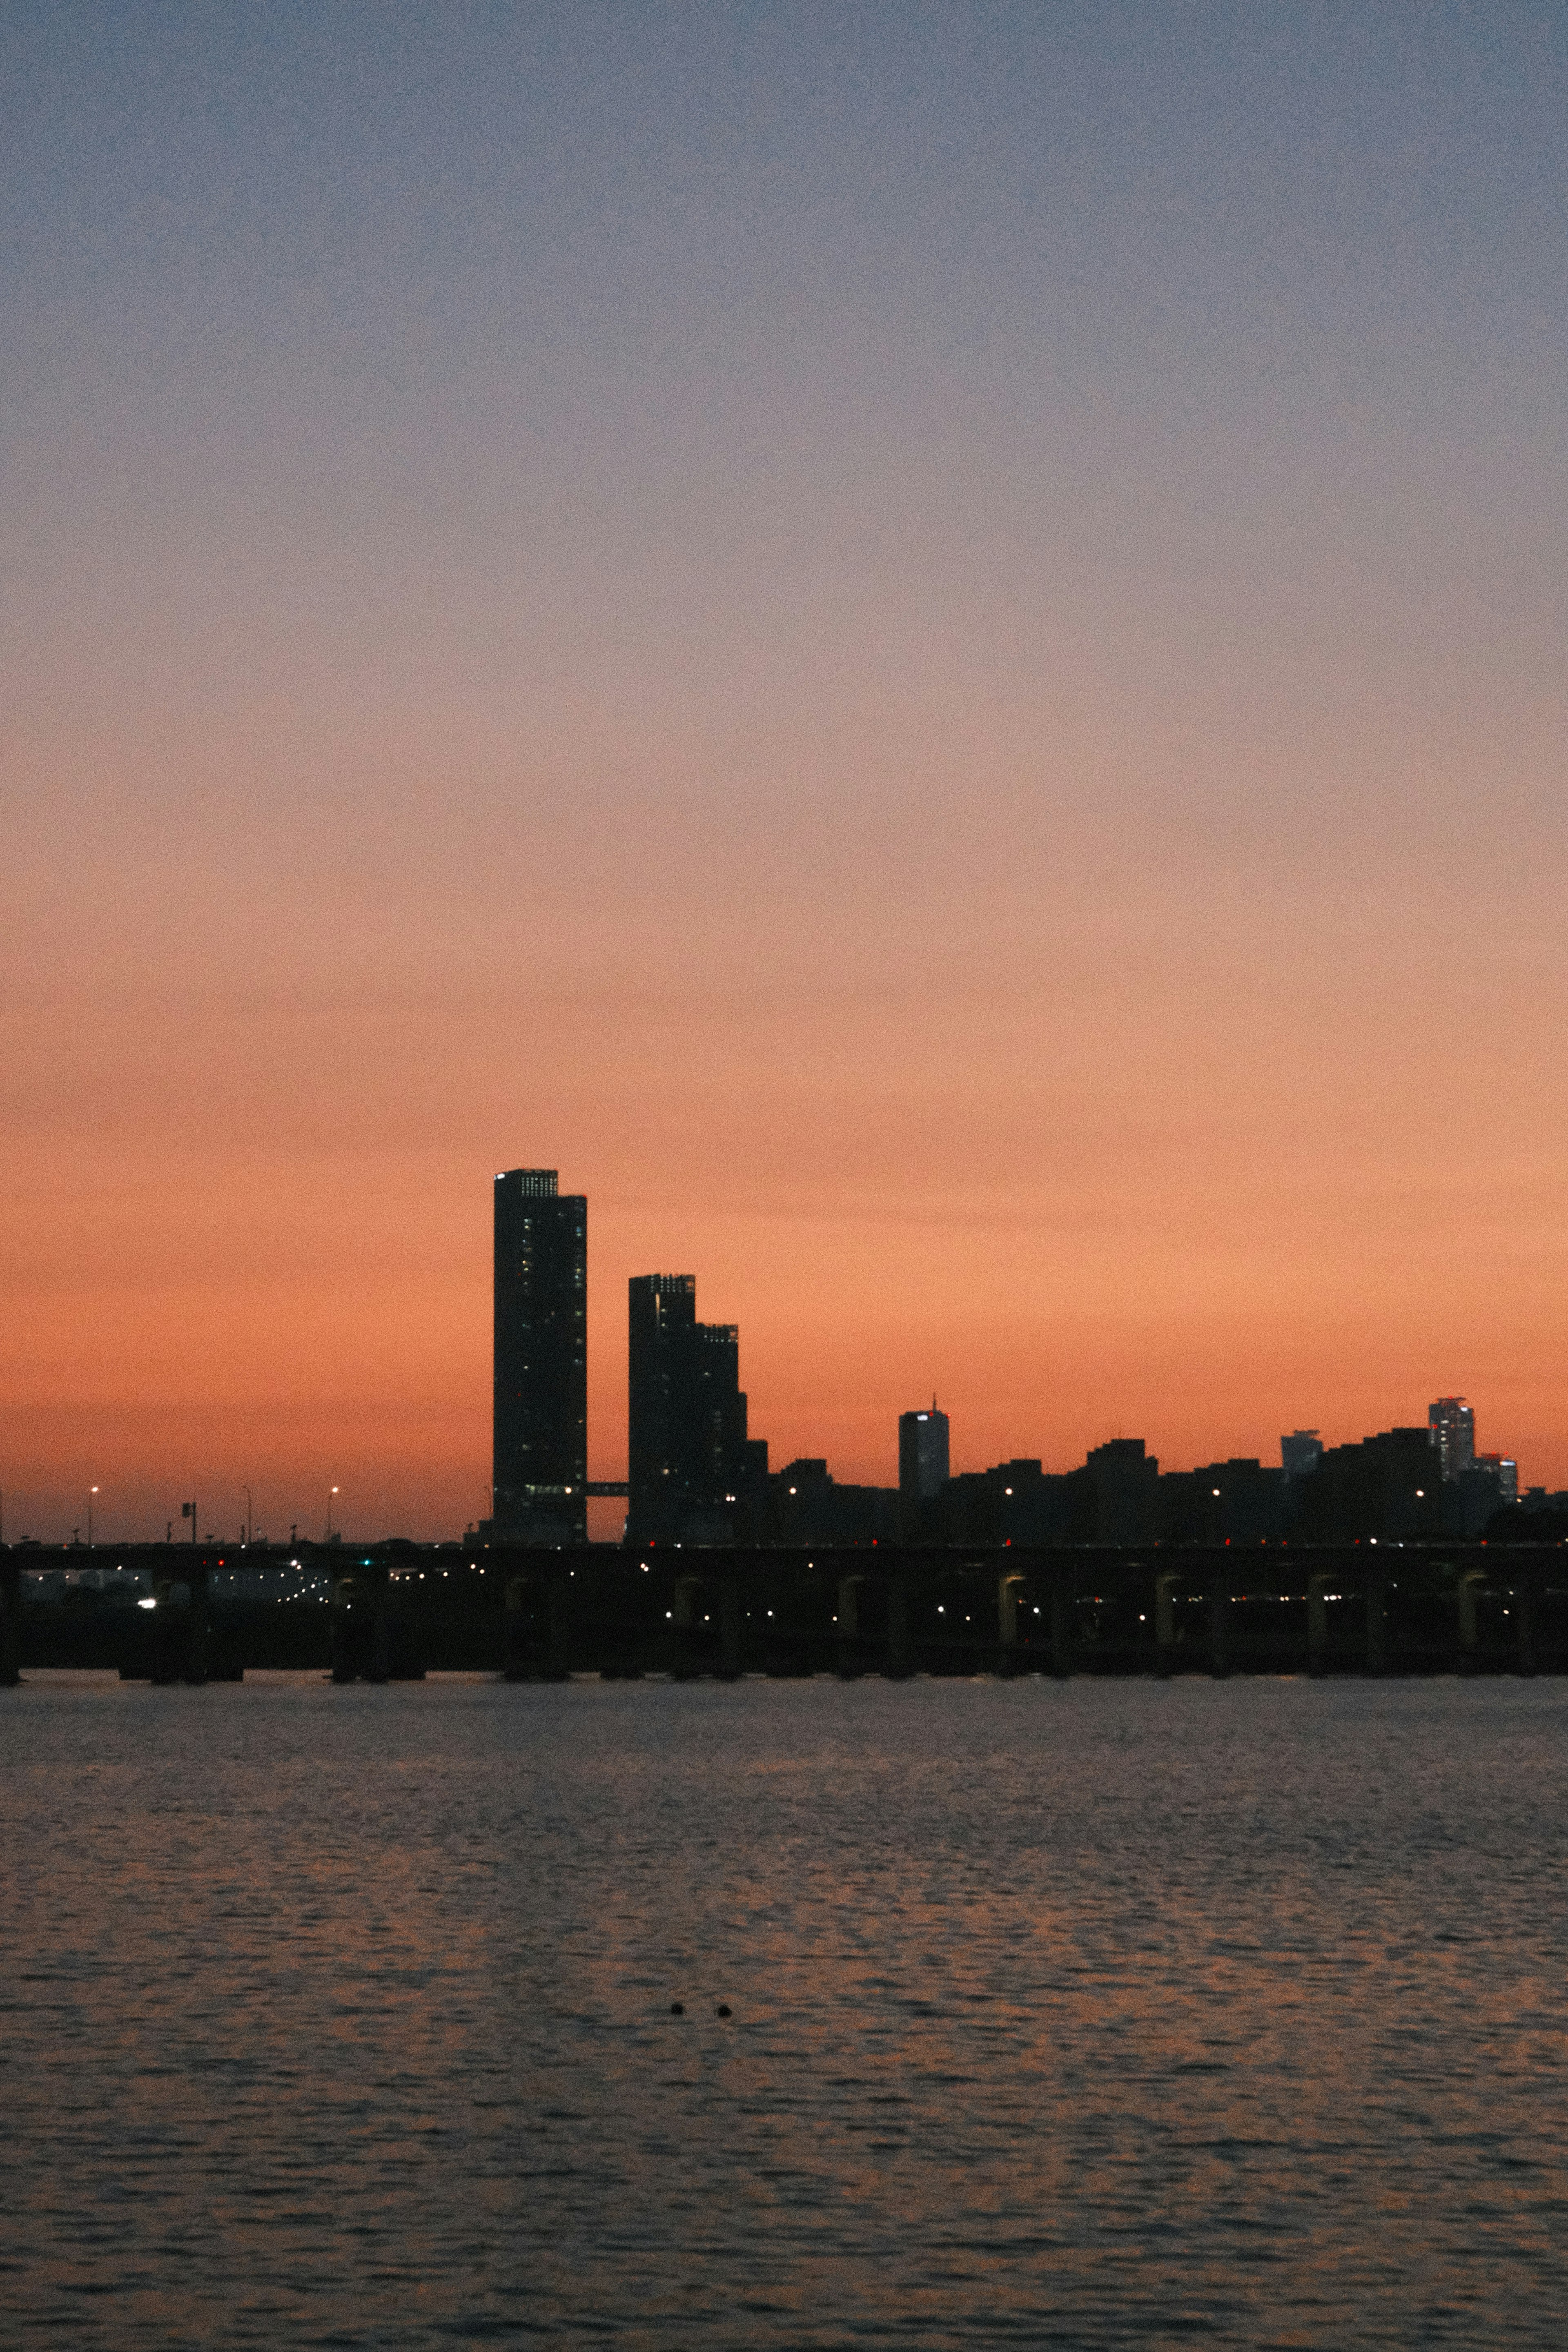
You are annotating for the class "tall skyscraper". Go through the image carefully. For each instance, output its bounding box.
[492,1169,587,1544]
[1428,1397,1476,1483]
[628,1274,756,1543]
[899,1405,950,1502]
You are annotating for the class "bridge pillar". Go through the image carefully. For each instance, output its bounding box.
[1208,1577,1232,1679]
[671,1572,703,1680]
[886,1576,912,1680]
[1457,1569,1483,1675]
[1363,1573,1388,1677]
[545,1567,571,1681]
[185,1564,209,1686]
[503,1571,531,1681]
[1048,1571,1074,1679]
[837,1575,864,1679]
[1154,1571,1178,1678]
[363,1562,390,1685]
[1307,1574,1331,1676]
[719,1578,743,1679]
[997,1572,1025,1675]
[0,1561,20,1686]
[151,1570,206,1684]
[330,1570,360,1683]
[1513,1568,1539,1678]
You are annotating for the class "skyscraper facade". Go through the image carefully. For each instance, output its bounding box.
[899,1406,950,1503]
[492,1169,587,1544]
[627,1274,757,1543]
[1428,1397,1476,1483]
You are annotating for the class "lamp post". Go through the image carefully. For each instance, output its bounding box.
[88,1487,98,1548]
[325,1486,339,1542]
[243,1486,253,1546]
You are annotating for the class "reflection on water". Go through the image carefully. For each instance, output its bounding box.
[3,1673,1567,2346]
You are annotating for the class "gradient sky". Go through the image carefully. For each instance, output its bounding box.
[4,1,1566,1541]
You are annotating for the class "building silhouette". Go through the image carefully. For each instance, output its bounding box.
[491,1169,587,1544]
[628,1274,762,1544]
[1428,1398,1476,1483]
[898,1405,949,1535]
[1281,1430,1324,1482]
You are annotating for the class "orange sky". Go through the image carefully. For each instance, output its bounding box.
[4,7,1566,1540]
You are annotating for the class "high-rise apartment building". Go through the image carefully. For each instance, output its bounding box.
[628,1274,757,1543]
[492,1169,587,1544]
[1281,1430,1323,1481]
[1474,1452,1519,1507]
[1428,1397,1476,1483]
[899,1405,950,1503]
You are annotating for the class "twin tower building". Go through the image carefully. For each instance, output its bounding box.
[490,1166,769,1548]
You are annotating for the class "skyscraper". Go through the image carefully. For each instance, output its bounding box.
[627,1274,757,1543]
[1428,1397,1476,1483]
[899,1405,950,1504]
[492,1169,587,1544]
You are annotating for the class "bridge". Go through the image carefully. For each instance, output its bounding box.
[2,1541,1564,1686]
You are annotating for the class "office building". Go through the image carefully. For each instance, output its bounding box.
[899,1405,950,1502]
[492,1169,587,1544]
[897,1404,950,1539]
[628,1274,759,1544]
[1428,1398,1476,1483]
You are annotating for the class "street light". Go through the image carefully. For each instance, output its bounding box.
[325,1486,339,1541]
[88,1486,98,1548]
[244,1486,253,1546]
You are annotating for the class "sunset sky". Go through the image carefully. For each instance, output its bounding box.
[4,2,1566,1541]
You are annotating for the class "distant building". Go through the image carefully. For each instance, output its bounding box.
[1474,1452,1519,1507]
[898,1405,950,1538]
[492,1169,587,1544]
[942,1459,1070,1546]
[899,1406,950,1501]
[1069,1438,1161,1544]
[628,1274,760,1544]
[1162,1459,1288,1544]
[1428,1398,1476,1483]
[1296,1428,1444,1545]
[1281,1430,1323,1481]
[770,1459,897,1546]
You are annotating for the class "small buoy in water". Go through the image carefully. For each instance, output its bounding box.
[670,2001,684,2015]
[716,2003,732,2018]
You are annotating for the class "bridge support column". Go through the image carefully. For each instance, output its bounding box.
[363,1562,390,1685]
[1049,1572,1074,1679]
[330,1570,359,1683]
[545,1568,571,1681]
[1363,1574,1388,1677]
[671,1573,702,1680]
[719,1578,742,1679]
[1155,1572,1177,1678]
[1514,1569,1538,1678]
[886,1576,912,1679]
[1208,1579,1231,1679]
[1307,1575,1330,1676]
[503,1572,530,1681]
[185,1564,209,1686]
[997,1573,1025,1676]
[836,1575,863,1679]
[1457,1570,1482,1675]
[0,1561,20,1686]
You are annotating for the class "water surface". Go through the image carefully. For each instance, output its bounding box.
[3,1673,1566,2346]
